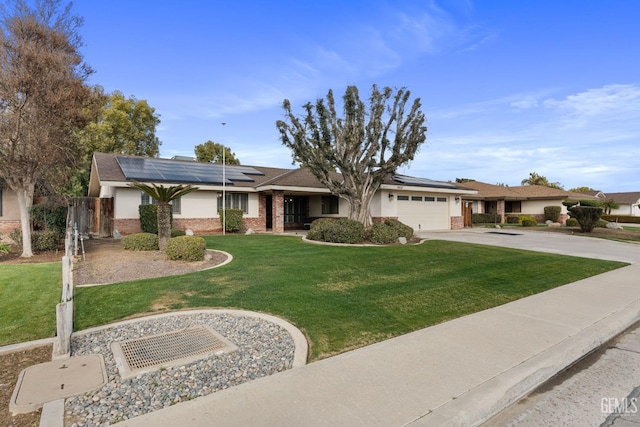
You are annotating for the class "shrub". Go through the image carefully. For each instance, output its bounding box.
[9,228,22,246]
[595,219,609,228]
[165,235,206,261]
[139,204,161,234]
[544,206,561,223]
[369,219,413,244]
[472,213,501,224]
[171,229,186,237]
[32,230,59,251]
[506,215,520,224]
[578,199,600,207]
[220,209,243,232]
[566,218,579,227]
[0,241,11,255]
[121,233,159,251]
[31,204,67,236]
[568,206,603,232]
[563,200,579,207]
[307,218,365,244]
[520,216,538,227]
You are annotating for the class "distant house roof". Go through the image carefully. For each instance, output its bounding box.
[89,153,471,196]
[458,181,599,201]
[603,192,640,205]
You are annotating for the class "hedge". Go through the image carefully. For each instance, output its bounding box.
[307,218,365,244]
[602,214,640,224]
[165,236,206,261]
[472,213,501,224]
[220,209,243,232]
[544,206,561,223]
[122,233,159,251]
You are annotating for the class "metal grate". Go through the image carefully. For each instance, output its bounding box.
[111,325,238,379]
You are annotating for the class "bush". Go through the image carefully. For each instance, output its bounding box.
[139,204,159,234]
[472,213,501,224]
[566,218,579,227]
[506,215,520,224]
[0,240,11,254]
[31,204,67,236]
[171,229,186,237]
[544,206,561,223]
[595,219,609,228]
[220,209,243,232]
[578,199,600,207]
[602,214,640,224]
[307,218,365,244]
[121,233,159,251]
[9,228,22,246]
[32,230,59,251]
[165,235,206,261]
[520,216,538,227]
[568,206,603,232]
[369,219,414,244]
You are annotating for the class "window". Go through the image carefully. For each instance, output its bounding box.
[218,193,248,214]
[425,196,435,202]
[321,196,339,214]
[141,192,181,214]
[437,197,447,203]
[397,195,409,201]
[411,196,423,201]
[505,201,522,213]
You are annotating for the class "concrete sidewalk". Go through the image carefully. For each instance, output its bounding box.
[118,231,640,427]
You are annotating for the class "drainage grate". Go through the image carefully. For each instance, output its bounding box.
[111,325,238,379]
[486,231,523,236]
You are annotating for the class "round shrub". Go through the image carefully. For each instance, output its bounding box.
[307,218,335,241]
[544,206,561,223]
[520,216,538,227]
[171,229,186,237]
[595,219,609,228]
[369,219,414,244]
[122,233,159,251]
[32,230,59,251]
[566,218,579,227]
[165,235,206,261]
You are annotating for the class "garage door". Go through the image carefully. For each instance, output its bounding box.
[396,194,450,231]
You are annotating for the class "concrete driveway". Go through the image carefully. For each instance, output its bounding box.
[415,228,640,264]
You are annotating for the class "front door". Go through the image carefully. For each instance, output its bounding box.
[463,201,473,227]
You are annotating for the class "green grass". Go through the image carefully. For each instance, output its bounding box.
[66,235,626,361]
[0,262,61,345]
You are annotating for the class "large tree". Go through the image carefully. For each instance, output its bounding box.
[520,172,563,190]
[194,140,240,164]
[276,85,426,227]
[0,0,93,256]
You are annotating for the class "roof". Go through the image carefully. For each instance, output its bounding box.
[89,152,471,196]
[601,192,640,204]
[459,181,599,201]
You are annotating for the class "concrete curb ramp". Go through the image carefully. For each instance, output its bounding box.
[117,263,640,427]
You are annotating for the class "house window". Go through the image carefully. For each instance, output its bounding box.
[217,193,248,214]
[437,197,447,202]
[397,195,409,201]
[411,196,423,201]
[321,196,339,214]
[505,201,521,213]
[425,196,435,202]
[141,192,181,214]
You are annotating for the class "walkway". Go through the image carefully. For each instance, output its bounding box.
[117,230,640,427]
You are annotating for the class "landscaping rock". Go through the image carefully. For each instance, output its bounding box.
[185,229,194,236]
[245,228,255,235]
[398,237,407,245]
[548,222,561,228]
[606,222,624,230]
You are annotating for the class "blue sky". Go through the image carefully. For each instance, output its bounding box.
[73,0,639,192]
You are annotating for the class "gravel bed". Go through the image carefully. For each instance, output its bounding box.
[65,313,296,426]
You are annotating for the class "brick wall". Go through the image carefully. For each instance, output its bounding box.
[273,191,284,233]
[113,218,142,235]
[0,220,21,242]
[450,216,464,230]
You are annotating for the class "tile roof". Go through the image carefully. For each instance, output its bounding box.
[602,192,640,204]
[459,181,599,201]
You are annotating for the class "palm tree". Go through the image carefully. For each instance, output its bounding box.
[131,183,198,250]
[600,199,619,215]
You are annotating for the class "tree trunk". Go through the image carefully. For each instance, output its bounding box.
[16,185,34,257]
[344,186,377,228]
[157,202,172,251]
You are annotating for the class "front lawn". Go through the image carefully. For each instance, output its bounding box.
[0,262,61,345]
[70,236,625,360]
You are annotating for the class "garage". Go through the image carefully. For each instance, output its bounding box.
[396,194,450,230]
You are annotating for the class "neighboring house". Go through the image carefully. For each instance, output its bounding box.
[458,181,599,224]
[0,182,21,240]
[592,191,640,216]
[88,153,477,236]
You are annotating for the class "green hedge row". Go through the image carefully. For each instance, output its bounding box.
[602,214,640,224]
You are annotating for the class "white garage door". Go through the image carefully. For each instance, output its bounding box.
[396,194,450,231]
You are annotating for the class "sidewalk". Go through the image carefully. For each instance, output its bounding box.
[118,231,640,427]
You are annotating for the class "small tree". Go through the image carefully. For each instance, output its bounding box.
[195,140,240,164]
[130,183,197,250]
[521,172,563,190]
[600,199,619,215]
[567,200,603,233]
[277,84,426,227]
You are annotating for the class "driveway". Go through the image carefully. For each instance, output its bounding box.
[415,228,640,264]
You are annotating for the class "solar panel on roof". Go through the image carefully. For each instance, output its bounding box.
[116,156,264,185]
[393,175,458,189]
